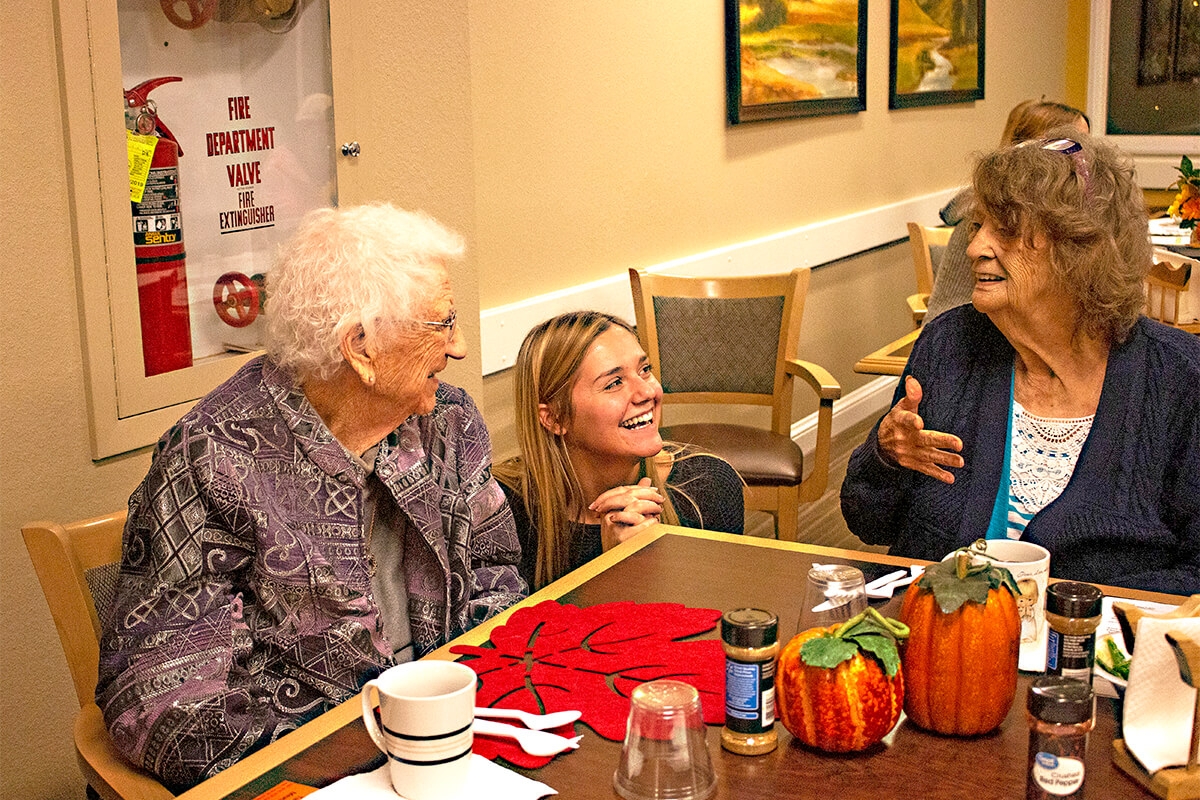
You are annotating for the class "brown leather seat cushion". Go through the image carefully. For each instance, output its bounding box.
[660,423,803,486]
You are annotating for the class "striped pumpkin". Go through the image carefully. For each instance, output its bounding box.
[774,625,905,752]
[899,580,1020,736]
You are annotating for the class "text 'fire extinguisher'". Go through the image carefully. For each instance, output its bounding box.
[126,76,194,377]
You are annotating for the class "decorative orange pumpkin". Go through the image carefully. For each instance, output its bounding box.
[775,608,907,753]
[899,549,1021,736]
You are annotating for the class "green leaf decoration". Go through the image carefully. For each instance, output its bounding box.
[800,636,860,669]
[798,607,909,676]
[852,633,902,677]
[917,544,1019,614]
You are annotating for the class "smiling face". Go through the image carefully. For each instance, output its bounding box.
[371,263,466,419]
[966,216,1057,323]
[552,327,663,472]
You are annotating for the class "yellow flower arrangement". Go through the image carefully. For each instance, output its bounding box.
[1167,155,1200,229]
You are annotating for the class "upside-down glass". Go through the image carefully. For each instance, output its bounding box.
[613,680,717,800]
[797,564,868,633]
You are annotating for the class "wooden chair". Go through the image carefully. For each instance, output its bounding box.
[906,222,953,327]
[628,267,841,541]
[23,512,175,800]
[1147,247,1199,333]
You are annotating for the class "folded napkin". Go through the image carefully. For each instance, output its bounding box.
[1121,615,1200,774]
[308,757,556,799]
[454,600,725,768]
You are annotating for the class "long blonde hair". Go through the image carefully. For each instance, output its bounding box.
[493,311,681,589]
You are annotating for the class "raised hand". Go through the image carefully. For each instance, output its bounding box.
[589,477,665,550]
[877,375,964,484]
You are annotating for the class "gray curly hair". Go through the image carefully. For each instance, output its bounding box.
[265,203,464,381]
[972,128,1150,344]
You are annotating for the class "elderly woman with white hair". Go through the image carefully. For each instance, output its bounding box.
[96,204,525,790]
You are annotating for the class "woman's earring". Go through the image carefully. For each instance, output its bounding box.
[367,373,376,386]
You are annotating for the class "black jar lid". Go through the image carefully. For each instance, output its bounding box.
[721,608,778,648]
[1046,581,1103,618]
[1028,676,1095,724]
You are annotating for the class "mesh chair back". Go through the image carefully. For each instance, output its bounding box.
[85,562,122,634]
[652,295,784,395]
[23,512,127,708]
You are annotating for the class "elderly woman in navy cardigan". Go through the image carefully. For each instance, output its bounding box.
[841,130,1200,595]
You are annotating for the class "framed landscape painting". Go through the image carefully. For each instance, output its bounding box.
[725,0,867,124]
[889,0,985,109]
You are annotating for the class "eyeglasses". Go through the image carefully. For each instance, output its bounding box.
[417,308,457,340]
[1028,137,1092,198]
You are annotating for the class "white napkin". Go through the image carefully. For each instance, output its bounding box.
[309,756,557,799]
[1121,616,1200,774]
[1092,597,1177,698]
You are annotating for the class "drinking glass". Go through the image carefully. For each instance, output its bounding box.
[797,564,868,633]
[613,679,716,800]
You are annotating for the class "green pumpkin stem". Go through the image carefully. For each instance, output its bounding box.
[918,545,1021,615]
[801,607,909,677]
[834,606,911,640]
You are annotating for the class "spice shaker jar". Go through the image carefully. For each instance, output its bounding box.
[720,608,779,755]
[1026,676,1095,800]
[1045,582,1103,684]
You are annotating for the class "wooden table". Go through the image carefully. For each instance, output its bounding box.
[853,328,919,376]
[175,527,1183,800]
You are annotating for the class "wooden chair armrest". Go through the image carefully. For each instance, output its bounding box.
[906,293,927,325]
[75,702,175,800]
[783,359,842,401]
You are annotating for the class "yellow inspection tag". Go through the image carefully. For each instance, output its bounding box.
[127,130,157,204]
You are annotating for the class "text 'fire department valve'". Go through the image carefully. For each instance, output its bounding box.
[126,76,194,377]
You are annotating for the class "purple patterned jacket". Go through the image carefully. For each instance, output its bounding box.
[96,357,525,789]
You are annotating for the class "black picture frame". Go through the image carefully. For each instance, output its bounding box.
[725,0,867,125]
[888,0,985,110]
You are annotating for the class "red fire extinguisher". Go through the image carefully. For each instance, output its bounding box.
[125,77,194,377]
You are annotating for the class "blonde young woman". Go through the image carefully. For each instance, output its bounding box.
[495,311,744,590]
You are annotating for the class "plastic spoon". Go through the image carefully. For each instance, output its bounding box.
[473,719,583,757]
[473,706,582,730]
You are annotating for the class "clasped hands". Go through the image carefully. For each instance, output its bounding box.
[878,375,964,484]
[590,477,664,551]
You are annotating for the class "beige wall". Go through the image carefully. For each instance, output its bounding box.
[469,0,1072,309]
[1,1,1072,796]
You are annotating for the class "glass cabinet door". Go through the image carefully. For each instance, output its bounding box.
[57,0,337,457]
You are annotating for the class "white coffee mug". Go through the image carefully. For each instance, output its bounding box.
[361,661,476,800]
[947,539,1051,672]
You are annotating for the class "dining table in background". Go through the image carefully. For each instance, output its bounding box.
[172,527,1185,800]
[852,327,919,377]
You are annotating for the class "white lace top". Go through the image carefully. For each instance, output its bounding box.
[1005,400,1094,539]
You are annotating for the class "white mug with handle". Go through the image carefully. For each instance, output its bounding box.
[361,660,477,800]
[947,539,1051,672]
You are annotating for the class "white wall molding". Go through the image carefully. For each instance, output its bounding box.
[793,375,897,462]
[479,189,958,375]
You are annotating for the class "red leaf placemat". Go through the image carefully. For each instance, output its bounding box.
[453,600,725,767]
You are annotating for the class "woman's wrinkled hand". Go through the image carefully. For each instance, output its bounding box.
[590,477,664,551]
[878,375,965,484]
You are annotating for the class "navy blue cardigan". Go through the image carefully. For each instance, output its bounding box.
[841,306,1200,595]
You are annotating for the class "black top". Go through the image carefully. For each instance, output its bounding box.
[501,453,744,589]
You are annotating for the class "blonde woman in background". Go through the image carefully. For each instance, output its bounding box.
[495,311,744,590]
